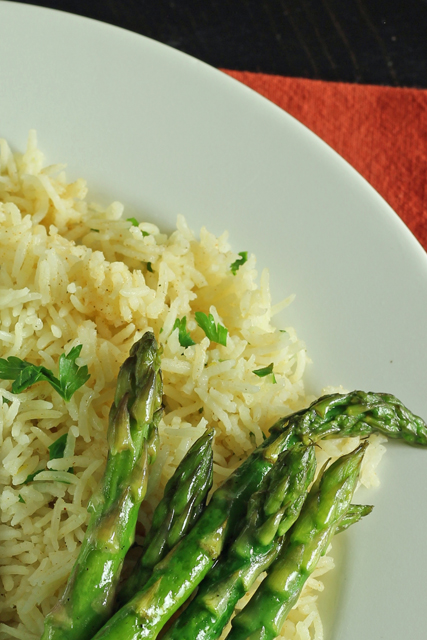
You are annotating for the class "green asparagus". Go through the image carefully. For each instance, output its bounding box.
[41,332,163,640]
[275,390,427,446]
[227,443,368,640]
[335,503,373,534]
[117,428,214,606]
[90,390,426,640]
[162,444,317,640]
[91,426,299,640]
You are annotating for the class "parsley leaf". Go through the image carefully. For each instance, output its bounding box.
[230,251,248,275]
[127,218,150,237]
[0,345,90,401]
[173,317,195,348]
[23,433,74,484]
[56,346,90,400]
[49,433,74,475]
[126,217,140,227]
[146,262,154,273]
[23,469,43,485]
[48,434,68,460]
[18,494,25,503]
[195,312,228,346]
[253,363,277,383]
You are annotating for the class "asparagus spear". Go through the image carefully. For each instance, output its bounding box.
[91,391,426,640]
[162,444,317,640]
[276,390,427,446]
[335,503,373,534]
[117,428,214,607]
[227,443,368,640]
[91,426,298,640]
[41,332,163,640]
[163,457,373,640]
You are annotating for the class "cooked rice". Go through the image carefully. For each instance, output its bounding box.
[0,132,386,640]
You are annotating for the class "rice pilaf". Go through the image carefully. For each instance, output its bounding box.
[0,132,386,640]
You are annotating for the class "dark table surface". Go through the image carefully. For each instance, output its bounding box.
[11,0,427,88]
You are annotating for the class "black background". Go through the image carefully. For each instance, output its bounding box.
[12,0,427,87]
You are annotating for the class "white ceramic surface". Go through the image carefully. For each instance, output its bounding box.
[1,2,427,638]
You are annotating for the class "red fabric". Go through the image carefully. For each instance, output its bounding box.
[223,70,427,251]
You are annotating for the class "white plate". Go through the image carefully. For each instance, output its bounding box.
[1,2,427,638]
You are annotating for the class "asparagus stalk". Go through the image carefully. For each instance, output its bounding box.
[41,332,163,640]
[163,457,373,640]
[277,390,427,446]
[335,503,373,534]
[91,391,425,640]
[162,444,317,640]
[227,443,368,640]
[117,428,214,606]
[91,426,299,640]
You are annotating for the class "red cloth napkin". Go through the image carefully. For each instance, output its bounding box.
[223,70,427,252]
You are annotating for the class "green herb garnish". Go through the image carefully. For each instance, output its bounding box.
[127,218,149,236]
[18,494,25,503]
[126,217,140,227]
[195,312,228,346]
[24,433,74,484]
[0,345,90,402]
[48,433,68,460]
[146,262,154,273]
[127,218,150,236]
[253,363,277,383]
[49,433,74,475]
[173,317,196,348]
[230,251,248,275]
[23,469,43,485]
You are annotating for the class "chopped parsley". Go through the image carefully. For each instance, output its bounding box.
[253,363,277,383]
[126,217,140,227]
[127,218,149,237]
[48,433,68,460]
[0,346,90,402]
[23,469,43,485]
[146,262,154,273]
[195,312,228,346]
[230,251,248,275]
[173,317,196,348]
[23,433,73,484]
[18,494,26,504]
